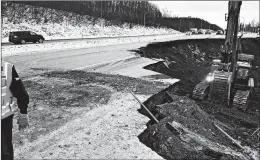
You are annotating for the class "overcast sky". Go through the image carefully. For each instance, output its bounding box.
[151,1,259,29]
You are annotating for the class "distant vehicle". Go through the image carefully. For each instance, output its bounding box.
[186,31,191,35]
[198,29,205,34]
[9,31,45,44]
[190,28,197,31]
[216,30,224,35]
[191,30,198,35]
[205,29,211,34]
[190,28,198,35]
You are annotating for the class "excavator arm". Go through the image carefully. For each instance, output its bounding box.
[192,1,244,106]
[193,1,254,111]
[224,1,242,73]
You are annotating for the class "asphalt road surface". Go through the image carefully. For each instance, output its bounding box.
[1,34,177,46]
[2,34,217,79]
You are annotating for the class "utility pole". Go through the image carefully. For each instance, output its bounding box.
[240,16,245,33]
[144,12,148,26]
[101,1,102,18]
[201,20,202,29]
[209,23,210,30]
[188,16,191,30]
[179,19,182,32]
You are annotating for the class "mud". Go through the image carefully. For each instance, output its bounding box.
[135,38,260,160]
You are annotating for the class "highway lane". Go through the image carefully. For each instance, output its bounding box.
[1,34,177,46]
[2,34,217,79]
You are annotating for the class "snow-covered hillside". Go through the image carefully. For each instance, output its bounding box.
[1,3,180,42]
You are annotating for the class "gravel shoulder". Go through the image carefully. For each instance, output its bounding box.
[15,92,163,159]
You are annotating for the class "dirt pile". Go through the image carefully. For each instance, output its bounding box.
[135,38,260,160]
[139,94,256,160]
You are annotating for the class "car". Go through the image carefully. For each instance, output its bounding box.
[186,31,191,35]
[198,29,205,34]
[9,31,45,44]
[205,29,211,34]
[191,30,198,35]
[216,30,224,35]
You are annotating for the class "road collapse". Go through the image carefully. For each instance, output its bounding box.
[133,38,260,160]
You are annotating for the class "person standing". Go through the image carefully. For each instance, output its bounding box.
[1,60,30,160]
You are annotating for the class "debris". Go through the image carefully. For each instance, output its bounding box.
[214,123,259,160]
[251,127,259,136]
[214,123,244,150]
[130,91,159,123]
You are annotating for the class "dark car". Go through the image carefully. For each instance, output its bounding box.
[191,30,198,35]
[9,31,45,44]
[216,30,224,35]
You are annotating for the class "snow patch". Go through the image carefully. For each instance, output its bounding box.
[1,34,184,57]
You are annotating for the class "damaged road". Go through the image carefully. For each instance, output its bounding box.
[4,34,191,159]
[3,35,259,159]
[13,70,169,159]
[135,38,260,160]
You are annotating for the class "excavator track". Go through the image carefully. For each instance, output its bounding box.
[192,80,209,100]
[209,71,231,103]
[233,90,250,111]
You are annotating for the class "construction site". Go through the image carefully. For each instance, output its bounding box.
[135,2,260,159]
[136,37,259,160]
[1,1,260,160]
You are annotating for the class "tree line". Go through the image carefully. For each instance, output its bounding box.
[240,20,259,33]
[2,1,222,31]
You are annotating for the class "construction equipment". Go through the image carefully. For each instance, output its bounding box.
[192,1,255,111]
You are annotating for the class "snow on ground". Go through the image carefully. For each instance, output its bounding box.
[146,78,180,84]
[1,34,184,57]
[1,3,179,43]
[2,33,258,57]
[1,21,179,43]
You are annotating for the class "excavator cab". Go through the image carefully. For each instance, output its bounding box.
[232,62,254,111]
[234,62,253,90]
[235,67,249,88]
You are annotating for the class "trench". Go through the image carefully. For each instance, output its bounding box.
[134,38,260,160]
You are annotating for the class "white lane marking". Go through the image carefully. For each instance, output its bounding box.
[73,55,138,70]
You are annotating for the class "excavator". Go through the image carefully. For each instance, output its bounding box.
[192,1,255,111]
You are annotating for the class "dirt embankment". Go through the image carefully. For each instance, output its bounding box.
[134,38,260,160]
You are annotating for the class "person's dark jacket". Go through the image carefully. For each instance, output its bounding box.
[9,66,29,114]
